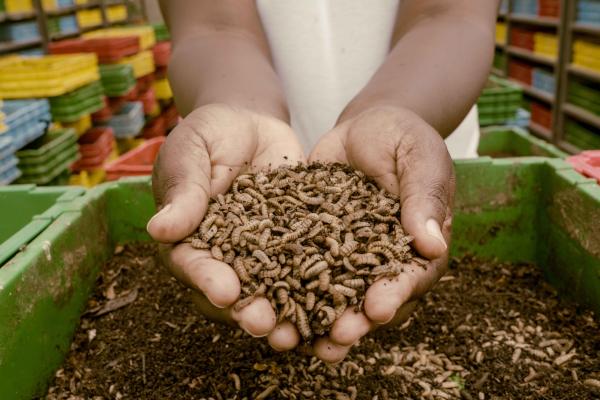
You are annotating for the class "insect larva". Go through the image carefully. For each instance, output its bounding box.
[321,185,342,194]
[279,266,292,279]
[331,288,346,306]
[325,237,340,257]
[258,219,274,231]
[323,251,336,266]
[232,258,252,283]
[318,212,342,226]
[292,292,306,304]
[306,279,321,291]
[305,291,316,311]
[368,245,395,261]
[207,202,221,214]
[334,300,347,319]
[278,301,290,323]
[286,298,297,318]
[231,220,260,245]
[201,225,219,242]
[333,284,357,298]
[259,265,281,279]
[349,253,381,266]
[285,276,302,290]
[233,296,254,312]
[281,223,311,243]
[320,306,336,326]
[283,243,303,255]
[281,195,304,206]
[278,253,286,265]
[318,271,331,292]
[259,228,271,250]
[307,222,323,238]
[312,170,329,182]
[373,223,389,234]
[241,231,259,245]
[276,288,289,305]
[296,306,312,340]
[267,198,284,214]
[244,187,267,203]
[299,255,323,277]
[237,177,254,188]
[304,261,329,279]
[369,213,398,223]
[334,189,352,209]
[296,190,325,205]
[341,209,366,226]
[349,221,371,230]
[304,247,319,256]
[313,299,328,313]
[190,238,210,249]
[339,239,359,257]
[292,254,304,267]
[223,250,235,264]
[233,192,254,206]
[200,214,219,235]
[252,249,271,265]
[254,282,267,296]
[342,279,365,289]
[342,257,357,272]
[210,245,224,261]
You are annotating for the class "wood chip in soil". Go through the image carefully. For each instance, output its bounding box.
[44,243,599,400]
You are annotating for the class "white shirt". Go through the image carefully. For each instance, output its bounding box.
[256,0,480,159]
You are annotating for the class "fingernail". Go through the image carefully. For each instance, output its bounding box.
[425,219,447,250]
[146,203,172,230]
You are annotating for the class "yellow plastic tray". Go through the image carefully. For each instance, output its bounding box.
[83,26,156,50]
[573,40,600,58]
[76,8,103,28]
[70,169,106,188]
[59,114,92,136]
[116,137,145,154]
[153,78,173,100]
[5,0,34,13]
[573,56,600,72]
[107,5,128,22]
[495,23,507,45]
[117,50,155,78]
[0,55,100,98]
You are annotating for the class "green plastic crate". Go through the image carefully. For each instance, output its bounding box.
[0,185,84,266]
[0,158,599,399]
[99,64,136,97]
[477,76,523,126]
[478,126,567,158]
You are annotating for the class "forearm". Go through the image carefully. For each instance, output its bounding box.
[168,32,289,121]
[340,1,498,136]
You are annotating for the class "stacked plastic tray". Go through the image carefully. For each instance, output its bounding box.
[577,0,600,25]
[106,4,127,23]
[513,0,538,15]
[153,24,170,42]
[505,108,531,128]
[539,0,560,17]
[48,37,140,63]
[71,126,115,186]
[534,32,558,59]
[98,64,137,97]
[105,136,164,181]
[532,68,556,94]
[117,50,155,78]
[0,54,99,98]
[510,28,535,51]
[573,39,600,73]
[15,128,79,185]
[530,101,552,129]
[477,76,523,126]
[152,41,170,67]
[509,59,533,85]
[567,150,600,184]
[49,81,104,123]
[83,26,156,50]
[107,102,145,138]
[568,80,600,116]
[0,21,40,42]
[565,119,600,150]
[76,7,102,28]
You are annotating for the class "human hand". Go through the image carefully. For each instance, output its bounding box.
[147,104,305,346]
[308,106,455,362]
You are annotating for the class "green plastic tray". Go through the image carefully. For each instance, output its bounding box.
[18,146,79,176]
[569,94,600,115]
[152,23,170,42]
[477,76,523,106]
[49,81,104,109]
[0,158,599,399]
[0,185,84,266]
[50,96,105,123]
[568,81,600,103]
[565,120,600,150]
[100,64,136,96]
[478,126,567,158]
[17,129,77,166]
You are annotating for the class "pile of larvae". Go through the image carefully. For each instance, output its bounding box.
[184,163,426,341]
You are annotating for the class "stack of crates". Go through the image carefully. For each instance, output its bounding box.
[568,80,600,116]
[15,128,79,185]
[572,39,600,73]
[0,100,51,185]
[513,0,538,15]
[532,68,556,94]
[477,76,523,126]
[534,32,558,59]
[70,126,117,187]
[577,0,600,26]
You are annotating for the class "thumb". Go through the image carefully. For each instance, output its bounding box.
[147,124,213,243]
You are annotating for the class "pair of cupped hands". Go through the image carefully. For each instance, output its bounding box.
[146,103,455,363]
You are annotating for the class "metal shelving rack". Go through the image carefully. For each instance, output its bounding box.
[493,0,600,153]
[0,0,133,55]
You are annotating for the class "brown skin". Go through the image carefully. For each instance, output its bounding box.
[148,0,499,362]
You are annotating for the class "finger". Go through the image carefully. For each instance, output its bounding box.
[308,126,348,164]
[147,123,213,243]
[313,337,351,364]
[164,243,240,308]
[232,297,277,338]
[267,321,301,351]
[189,291,236,325]
[329,309,374,346]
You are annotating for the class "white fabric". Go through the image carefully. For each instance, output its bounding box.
[256,0,480,159]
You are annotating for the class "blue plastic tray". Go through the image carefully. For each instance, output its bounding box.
[0,21,40,42]
[532,69,556,95]
[513,0,538,15]
[0,164,21,186]
[0,154,18,176]
[578,0,600,13]
[505,108,531,128]
[58,15,78,33]
[107,102,145,138]
[4,100,50,130]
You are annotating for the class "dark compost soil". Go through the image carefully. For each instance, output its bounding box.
[44,243,599,400]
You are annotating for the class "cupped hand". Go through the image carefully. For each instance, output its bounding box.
[147,103,305,349]
[309,106,455,363]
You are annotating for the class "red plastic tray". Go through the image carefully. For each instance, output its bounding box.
[508,60,533,85]
[152,41,171,67]
[137,74,156,93]
[49,37,140,64]
[138,87,158,114]
[510,28,535,50]
[78,126,114,158]
[531,102,553,129]
[567,151,600,184]
[163,103,179,130]
[142,115,166,139]
[105,136,165,181]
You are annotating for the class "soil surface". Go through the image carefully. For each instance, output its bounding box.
[44,243,599,400]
